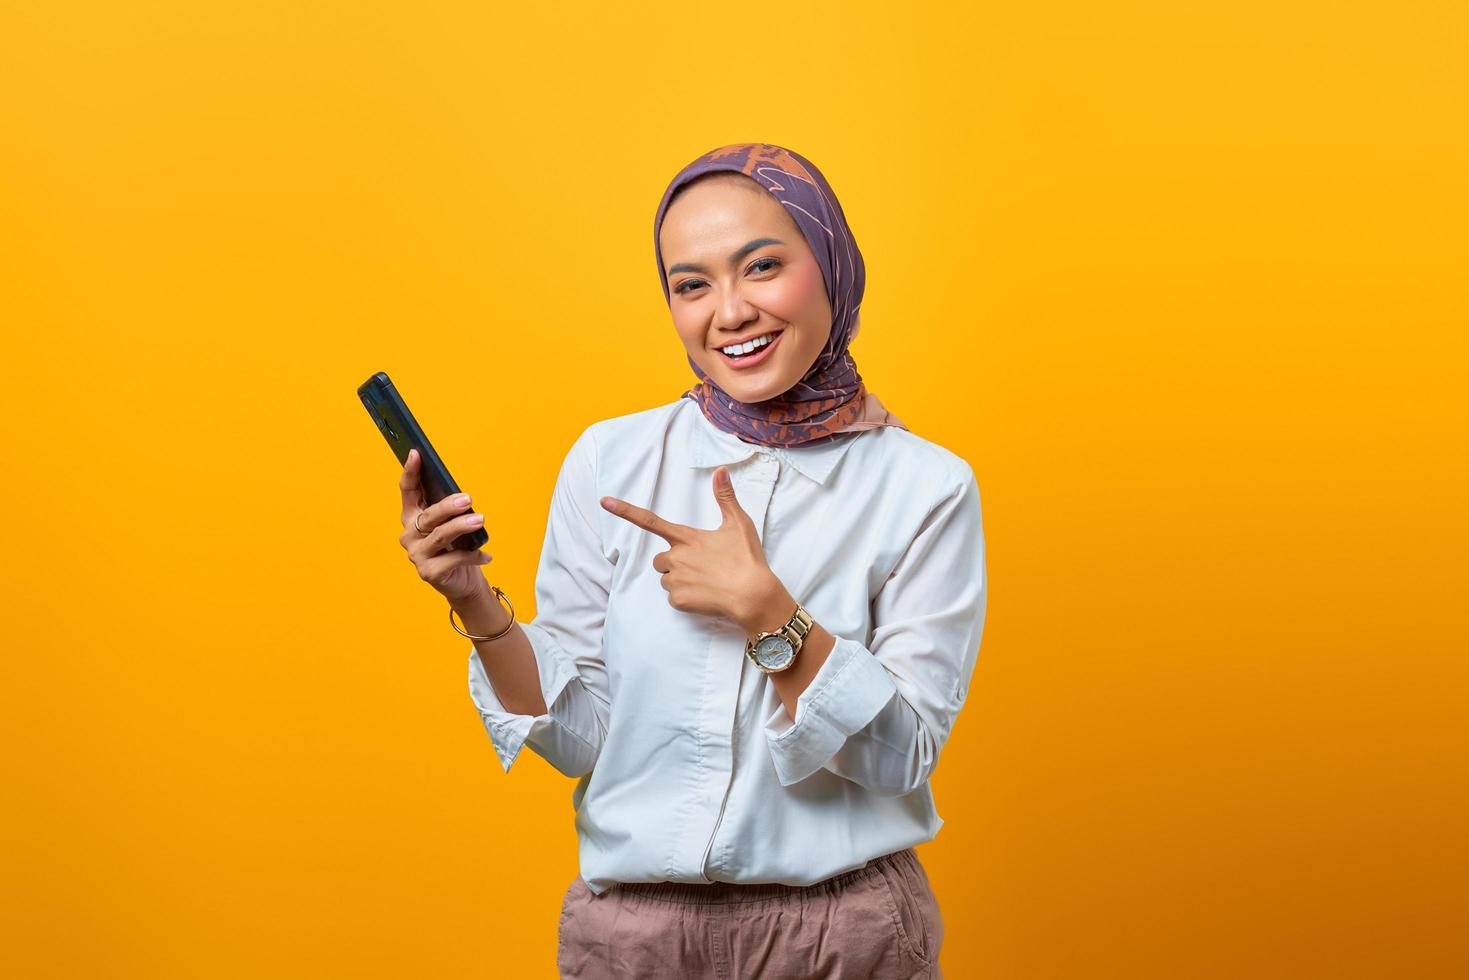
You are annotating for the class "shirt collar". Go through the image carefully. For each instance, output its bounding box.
[684,397,863,487]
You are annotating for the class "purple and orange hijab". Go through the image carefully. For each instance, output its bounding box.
[653,142,907,448]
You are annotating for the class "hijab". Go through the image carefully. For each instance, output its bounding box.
[652,142,908,448]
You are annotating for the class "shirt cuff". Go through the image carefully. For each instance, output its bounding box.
[466,621,580,773]
[762,635,899,786]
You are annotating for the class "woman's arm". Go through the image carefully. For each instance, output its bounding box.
[760,461,988,796]
[454,588,547,716]
[736,579,837,723]
[467,426,613,777]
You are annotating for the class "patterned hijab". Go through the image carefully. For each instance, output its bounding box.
[653,142,907,447]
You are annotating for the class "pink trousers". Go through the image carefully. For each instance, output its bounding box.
[556,847,943,979]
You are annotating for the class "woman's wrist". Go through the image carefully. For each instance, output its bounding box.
[739,575,799,639]
[452,583,514,639]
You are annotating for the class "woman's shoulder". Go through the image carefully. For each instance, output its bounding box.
[852,421,975,492]
[577,398,688,449]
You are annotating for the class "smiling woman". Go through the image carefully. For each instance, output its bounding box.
[659,174,833,397]
[449,142,987,979]
[654,144,907,446]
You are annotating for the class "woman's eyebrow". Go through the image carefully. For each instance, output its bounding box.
[667,237,785,277]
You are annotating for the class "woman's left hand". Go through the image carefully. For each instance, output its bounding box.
[600,466,786,633]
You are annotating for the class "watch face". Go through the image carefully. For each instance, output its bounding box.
[753,635,796,671]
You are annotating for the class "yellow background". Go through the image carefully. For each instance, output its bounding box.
[3,1,1465,976]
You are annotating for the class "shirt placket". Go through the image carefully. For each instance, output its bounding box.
[695,450,780,881]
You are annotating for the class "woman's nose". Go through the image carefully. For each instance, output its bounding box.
[714,289,759,330]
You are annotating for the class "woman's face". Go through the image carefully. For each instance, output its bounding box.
[659,176,832,404]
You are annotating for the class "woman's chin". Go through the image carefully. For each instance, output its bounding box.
[717,374,788,404]
[698,356,787,402]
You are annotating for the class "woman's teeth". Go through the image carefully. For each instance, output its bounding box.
[721,331,778,357]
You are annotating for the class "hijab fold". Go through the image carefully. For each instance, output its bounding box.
[653,142,908,447]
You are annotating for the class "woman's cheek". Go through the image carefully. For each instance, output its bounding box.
[674,310,704,353]
[771,260,824,320]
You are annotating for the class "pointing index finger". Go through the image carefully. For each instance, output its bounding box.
[601,496,691,544]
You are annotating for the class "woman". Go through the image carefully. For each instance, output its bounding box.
[397,142,987,978]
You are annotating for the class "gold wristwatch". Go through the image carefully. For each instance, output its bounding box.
[745,603,814,674]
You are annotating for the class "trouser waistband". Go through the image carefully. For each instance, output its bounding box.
[609,847,921,906]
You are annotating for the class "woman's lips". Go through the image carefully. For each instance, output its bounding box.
[715,330,784,370]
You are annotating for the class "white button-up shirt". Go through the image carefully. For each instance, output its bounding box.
[468,396,987,895]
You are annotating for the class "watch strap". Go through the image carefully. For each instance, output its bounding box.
[778,604,814,652]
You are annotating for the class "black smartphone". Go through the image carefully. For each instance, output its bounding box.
[358,371,489,552]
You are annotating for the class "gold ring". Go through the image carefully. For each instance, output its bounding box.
[413,511,429,535]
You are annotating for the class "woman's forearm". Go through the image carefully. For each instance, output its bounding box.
[454,586,549,717]
[767,621,836,722]
[740,576,836,722]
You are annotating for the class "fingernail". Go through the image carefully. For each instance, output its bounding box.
[455,494,471,507]
[600,497,616,512]
[467,512,484,525]
[717,469,730,486]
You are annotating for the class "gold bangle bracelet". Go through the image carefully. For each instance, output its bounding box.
[449,585,517,642]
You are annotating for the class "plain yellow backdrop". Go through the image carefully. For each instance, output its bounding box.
[3,1,1465,977]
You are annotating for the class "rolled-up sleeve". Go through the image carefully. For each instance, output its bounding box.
[467,426,612,777]
[762,461,987,795]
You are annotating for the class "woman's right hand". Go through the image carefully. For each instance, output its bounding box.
[398,448,494,604]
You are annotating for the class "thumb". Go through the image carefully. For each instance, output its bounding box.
[712,467,750,526]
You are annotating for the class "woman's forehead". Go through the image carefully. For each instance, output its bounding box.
[660,180,801,250]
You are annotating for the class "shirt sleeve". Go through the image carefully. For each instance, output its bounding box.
[761,460,987,796]
[467,425,612,777]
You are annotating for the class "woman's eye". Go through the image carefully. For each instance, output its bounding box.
[673,258,779,296]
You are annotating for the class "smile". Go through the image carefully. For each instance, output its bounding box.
[715,330,784,370]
